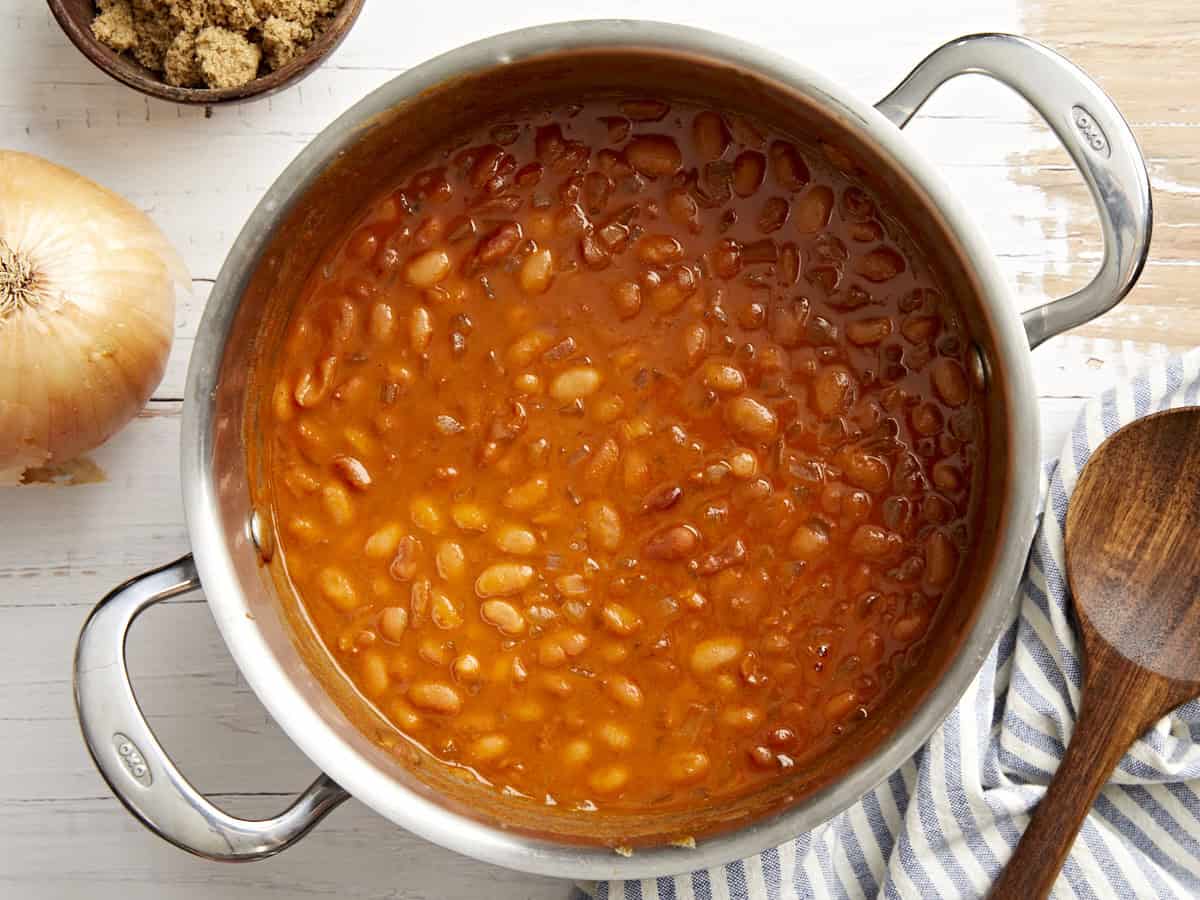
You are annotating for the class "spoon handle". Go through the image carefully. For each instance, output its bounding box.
[991,642,1185,899]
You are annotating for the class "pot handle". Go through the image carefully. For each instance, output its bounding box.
[875,33,1152,349]
[74,555,349,861]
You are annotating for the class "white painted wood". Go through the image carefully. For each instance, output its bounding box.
[1,0,1179,897]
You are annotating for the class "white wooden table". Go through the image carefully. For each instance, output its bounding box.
[3,1,1195,897]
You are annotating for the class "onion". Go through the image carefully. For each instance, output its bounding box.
[0,151,187,483]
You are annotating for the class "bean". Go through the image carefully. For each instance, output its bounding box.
[645,264,699,313]
[683,323,709,370]
[932,358,970,407]
[770,141,810,190]
[825,691,859,722]
[606,675,644,709]
[515,247,554,295]
[794,185,834,233]
[364,523,403,559]
[503,474,549,511]
[600,602,643,636]
[690,636,744,674]
[623,449,650,490]
[562,739,592,767]
[550,366,602,402]
[625,135,682,177]
[814,365,857,417]
[902,315,941,343]
[725,396,778,440]
[475,563,535,598]
[585,438,620,484]
[729,449,758,479]
[507,330,555,367]
[321,484,353,526]
[332,455,371,490]
[588,764,631,795]
[409,682,463,714]
[850,524,903,560]
[703,361,747,393]
[585,501,623,552]
[843,450,891,493]
[640,483,683,513]
[409,578,431,623]
[911,402,944,437]
[475,222,522,265]
[451,652,481,683]
[318,567,359,611]
[601,641,630,664]
[667,750,711,784]
[409,496,443,534]
[789,519,830,561]
[933,460,963,492]
[409,305,434,352]
[554,573,589,597]
[925,530,959,586]
[643,524,700,560]
[893,615,927,642]
[469,734,511,763]
[389,535,422,581]
[637,233,684,265]
[696,537,747,574]
[431,589,463,629]
[610,280,643,320]
[857,246,906,283]
[480,598,527,635]
[693,111,731,160]
[733,150,766,196]
[758,197,790,233]
[435,541,467,581]
[294,356,337,408]
[597,721,634,751]
[405,249,451,288]
[493,523,537,555]
[666,188,701,231]
[721,707,764,730]
[511,699,545,723]
[361,652,389,696]
[846,316,894,346]
[368,301,396,343]
[451,503,490,532]
[379,606,409,642]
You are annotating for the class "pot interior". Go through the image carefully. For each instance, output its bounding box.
[214,45,1014,847]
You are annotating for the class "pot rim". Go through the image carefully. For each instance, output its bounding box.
[182,19,1040,879]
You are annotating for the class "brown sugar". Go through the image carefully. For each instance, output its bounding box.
[195,27,261,90]
[91,0,343,90]
[91,1,136,51]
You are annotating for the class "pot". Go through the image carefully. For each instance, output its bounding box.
[74,22,1151,879]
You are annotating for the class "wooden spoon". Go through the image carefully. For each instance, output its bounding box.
[991,407,1200,898]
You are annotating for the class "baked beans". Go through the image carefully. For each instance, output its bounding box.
[265,96,983,812]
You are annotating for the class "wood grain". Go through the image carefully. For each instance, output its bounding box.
[1022,0,1200,350]
[992,408,1200,898]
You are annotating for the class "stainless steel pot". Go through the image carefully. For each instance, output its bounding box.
[74,23,1151,879]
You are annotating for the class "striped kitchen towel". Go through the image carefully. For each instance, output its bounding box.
[580,349,1200,900]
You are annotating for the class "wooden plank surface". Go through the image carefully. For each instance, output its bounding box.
[1,0,1194,897]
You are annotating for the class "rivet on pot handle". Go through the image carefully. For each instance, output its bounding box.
[74,555,349,861]
[875,33,1152,349]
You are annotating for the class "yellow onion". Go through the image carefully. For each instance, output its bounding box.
[0,151,187,483]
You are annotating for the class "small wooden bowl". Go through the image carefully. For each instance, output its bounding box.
[46,0,366,107]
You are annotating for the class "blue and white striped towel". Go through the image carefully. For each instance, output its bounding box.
[580,349,1200,900]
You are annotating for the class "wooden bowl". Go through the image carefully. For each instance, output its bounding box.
[46,0,366,106]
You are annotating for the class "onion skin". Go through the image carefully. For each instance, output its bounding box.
[0,151,187,482]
